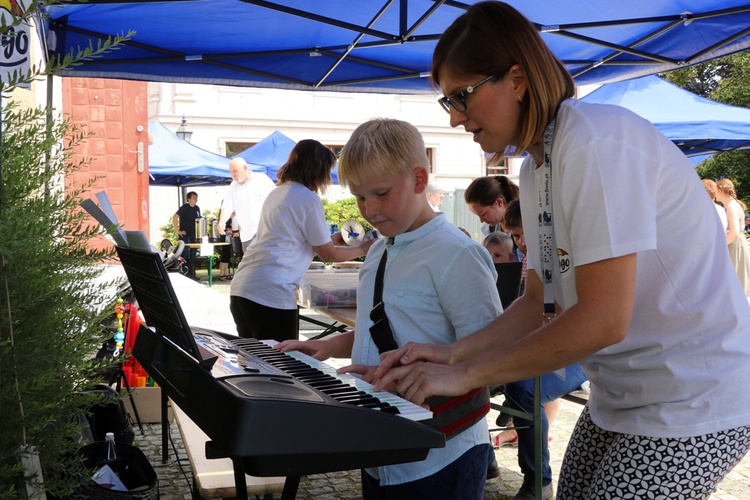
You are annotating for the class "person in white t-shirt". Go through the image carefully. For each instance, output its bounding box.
[218,157,276,253]
[374,3,750,500]
[229,140,375,342]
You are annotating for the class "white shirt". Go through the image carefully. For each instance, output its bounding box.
[223,171,276,243]
[353,214,501,485]
[714,203,728,230]
[520,99,750,438]
[230,182,331,309]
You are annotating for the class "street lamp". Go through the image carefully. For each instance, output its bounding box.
[175,115,193,143]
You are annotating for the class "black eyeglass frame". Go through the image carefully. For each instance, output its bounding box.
[437,75,496,113]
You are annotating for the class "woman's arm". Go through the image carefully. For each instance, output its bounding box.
[377,254,636,405]
[374,268,546,378]
[313,238,375,263]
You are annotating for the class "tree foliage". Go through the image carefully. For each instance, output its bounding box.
[0,2,132,496]
[322,197,371,233]
[662,53,750,203]
[0,102,117,497]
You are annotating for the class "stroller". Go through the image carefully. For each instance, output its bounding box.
[158,239,188,275]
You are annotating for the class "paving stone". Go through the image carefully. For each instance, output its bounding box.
[135,398,750,499]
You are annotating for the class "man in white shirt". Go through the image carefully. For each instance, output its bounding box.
[427,180,444,212]
[218,158,276,252]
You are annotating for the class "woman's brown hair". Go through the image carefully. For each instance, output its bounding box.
[464,175,519,207]
[276,139,336,193]
[432,1,575,161]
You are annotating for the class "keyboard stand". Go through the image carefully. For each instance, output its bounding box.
[205,441,294,500]
[490,376,543,499]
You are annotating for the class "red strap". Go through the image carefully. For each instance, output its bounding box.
[430,387,486,414]
[439,402,491,437]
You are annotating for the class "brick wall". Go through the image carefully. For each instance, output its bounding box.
[63,78,150,251]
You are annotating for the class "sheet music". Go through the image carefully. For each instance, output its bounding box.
[79,198,127,246]
[80,191,150,250]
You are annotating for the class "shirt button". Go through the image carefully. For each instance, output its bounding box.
[397,291,405,298]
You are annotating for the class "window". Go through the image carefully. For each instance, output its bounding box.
[486,157,509,175]
[225,142,254,157]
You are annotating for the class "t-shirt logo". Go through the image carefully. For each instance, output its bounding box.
[558,248,571,274]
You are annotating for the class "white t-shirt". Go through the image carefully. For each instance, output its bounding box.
[714,203,729,230]
[230,182,331,309]
[353,214,501,485]
[222,172,276,243]
[520,99,750,438]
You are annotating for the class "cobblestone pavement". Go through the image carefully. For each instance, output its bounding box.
[136,397,750,499]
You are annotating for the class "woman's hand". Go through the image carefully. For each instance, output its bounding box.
[331,231,346,246]
[373,342,454,381]
[374,361,473,406]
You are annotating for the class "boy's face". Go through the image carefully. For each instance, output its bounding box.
[509,225,526,254]
[348,167,430,237]
[485,243,513,264]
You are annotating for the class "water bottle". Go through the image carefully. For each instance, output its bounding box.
[97,432,121,475]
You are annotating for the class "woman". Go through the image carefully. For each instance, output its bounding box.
[464,175,518,235]
[715,178,750,296]
[374,2,750,499]
[230,139,375,341]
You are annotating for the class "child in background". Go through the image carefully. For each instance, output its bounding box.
[482,232,514,264]
[276,118,502,499]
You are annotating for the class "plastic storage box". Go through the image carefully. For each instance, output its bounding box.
[299,270,359,308]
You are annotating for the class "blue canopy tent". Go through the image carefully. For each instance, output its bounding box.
[41,1,750,91]
[233,130,296,180]
[581,76,750,156]
[233,130,339,183]
[148,120,233,186]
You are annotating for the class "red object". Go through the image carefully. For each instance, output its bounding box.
[122,304,149,382]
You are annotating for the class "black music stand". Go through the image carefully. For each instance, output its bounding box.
[109,363,144,434]
[114,246,275,498]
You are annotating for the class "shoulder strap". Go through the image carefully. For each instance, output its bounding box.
[373,248,387,309]
[369,242,398,353]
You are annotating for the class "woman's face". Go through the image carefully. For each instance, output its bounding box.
[438,67,525,154]
[468,199,506,225]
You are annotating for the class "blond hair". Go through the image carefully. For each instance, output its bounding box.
[338,118,429,187]
[716,178,747,211]
[483,231,513,254]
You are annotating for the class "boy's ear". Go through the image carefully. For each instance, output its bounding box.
[414,166,429,194]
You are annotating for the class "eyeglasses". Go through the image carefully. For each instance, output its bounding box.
[438,75,495,114]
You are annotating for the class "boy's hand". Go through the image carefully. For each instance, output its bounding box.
[337,363,376,383]
[274,339,331,361]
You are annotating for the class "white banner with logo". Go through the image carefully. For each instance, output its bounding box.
[1,1,32,89]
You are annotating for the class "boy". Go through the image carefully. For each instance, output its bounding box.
[482,231,514,264]
[276,118,501,499]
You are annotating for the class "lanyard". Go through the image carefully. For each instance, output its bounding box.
[537,118,557,322]
[536,119,567,381]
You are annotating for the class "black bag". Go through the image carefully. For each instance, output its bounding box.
[72,441,158,500]
[81,384,135,445]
